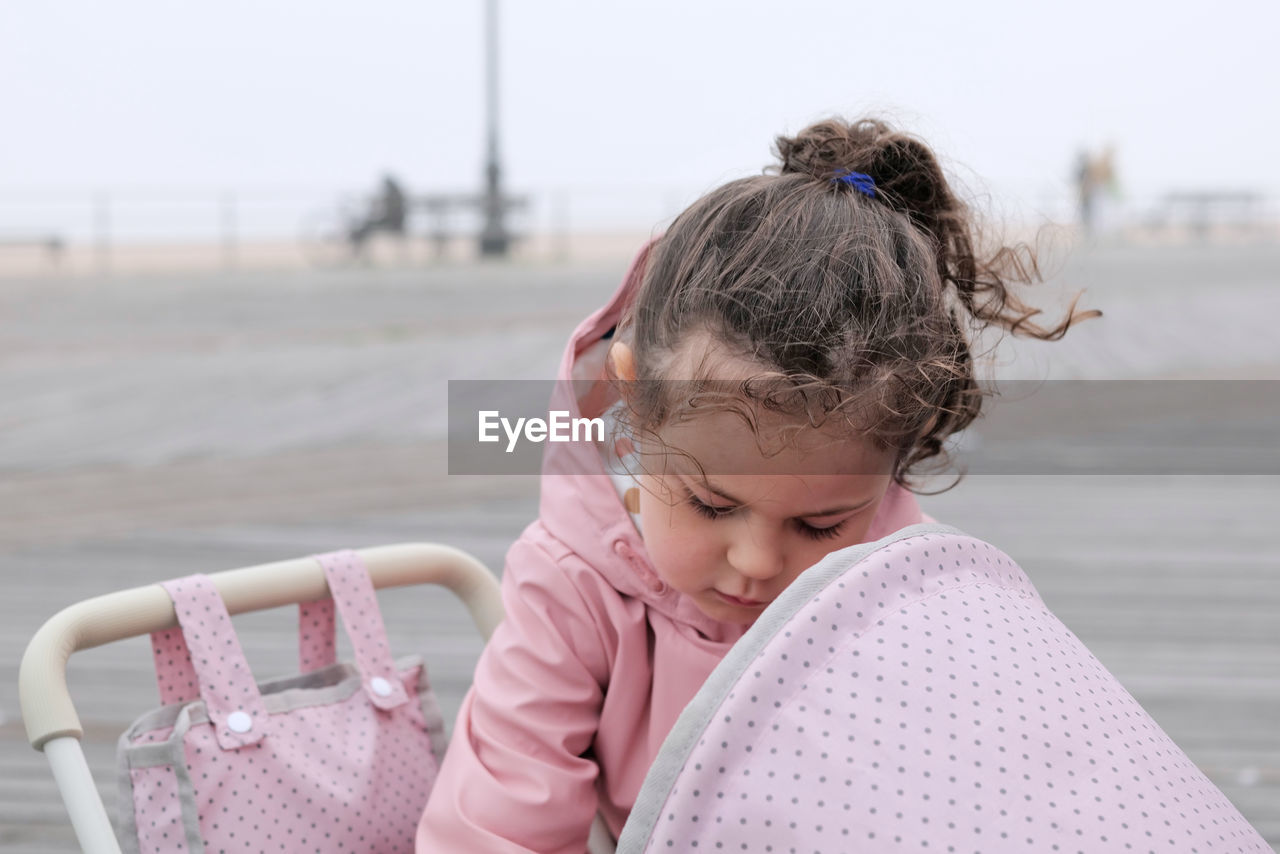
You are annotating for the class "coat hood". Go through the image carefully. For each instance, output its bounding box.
[538,241,926,641]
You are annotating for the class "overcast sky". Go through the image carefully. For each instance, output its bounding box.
[2,0,1277,232]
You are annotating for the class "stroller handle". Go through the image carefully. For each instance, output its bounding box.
[19,543,503,751]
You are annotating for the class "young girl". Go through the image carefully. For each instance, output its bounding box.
[416,117,1095,852]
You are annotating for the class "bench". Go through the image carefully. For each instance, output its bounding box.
[1146,191,1267,235]
[0,234,65,263]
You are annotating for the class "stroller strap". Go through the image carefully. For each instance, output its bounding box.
[311,550,410,710]
[154,574,271,750]
[298,596,337,672]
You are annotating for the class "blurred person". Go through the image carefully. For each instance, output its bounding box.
[1074,147,1096,234]
[350,172,408,254]
[1076,145,1121,237]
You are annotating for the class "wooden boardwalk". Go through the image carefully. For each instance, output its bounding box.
[2,246,1277,850]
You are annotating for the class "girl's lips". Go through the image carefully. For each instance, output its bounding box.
[716,591,767,608]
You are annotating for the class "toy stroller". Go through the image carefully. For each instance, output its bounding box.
[616,524,1271,852]
[19,543,616,854]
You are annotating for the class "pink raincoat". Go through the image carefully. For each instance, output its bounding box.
[415,244,927,852]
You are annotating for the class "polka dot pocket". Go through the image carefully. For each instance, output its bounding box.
[617,524,1270,853]
[116,550,444,853]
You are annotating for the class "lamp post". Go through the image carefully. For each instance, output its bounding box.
[478,0,510,257]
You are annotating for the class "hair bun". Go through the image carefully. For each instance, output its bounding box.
[774,119,876,180]
[775,118,957,243]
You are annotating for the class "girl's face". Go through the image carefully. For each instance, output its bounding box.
[636,407,896,625]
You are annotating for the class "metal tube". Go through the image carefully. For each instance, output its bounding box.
[44,737,123,854]
[479,0,509,256]
[486,0,499,172]
[222,191,237,270]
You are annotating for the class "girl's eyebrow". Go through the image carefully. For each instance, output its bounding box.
[693,477,875,518]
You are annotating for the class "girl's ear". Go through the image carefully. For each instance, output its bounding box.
[608,341,637,382]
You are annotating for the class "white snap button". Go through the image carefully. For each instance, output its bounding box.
[226,711,253,733]
[370,677,393,697]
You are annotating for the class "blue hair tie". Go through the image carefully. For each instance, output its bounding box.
[832,169,876,198]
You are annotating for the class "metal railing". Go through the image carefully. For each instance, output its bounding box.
[1,185,1276,275]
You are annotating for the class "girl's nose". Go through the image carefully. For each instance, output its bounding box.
[726,531,786,581]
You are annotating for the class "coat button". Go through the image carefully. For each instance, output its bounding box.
[614,539,667,594]
[227,711,253,733]
[370,676,394,697]
[645,574,668,594]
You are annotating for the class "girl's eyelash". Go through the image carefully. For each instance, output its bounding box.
[686,493,735,519]
[798,520,847,541]
[686,489,848,540]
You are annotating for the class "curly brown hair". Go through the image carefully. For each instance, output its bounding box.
[614,117,1099,489]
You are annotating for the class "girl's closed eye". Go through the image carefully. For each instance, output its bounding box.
[684,489,736,519]
[684,487,851,541]
[795,518,847,541]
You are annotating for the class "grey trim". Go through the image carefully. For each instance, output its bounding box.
[615,523,963,852]
[165,708,206,852]
[120,702,185,743]
[116,705,204,852]
[124,739,180,768]
[115,726,142,854]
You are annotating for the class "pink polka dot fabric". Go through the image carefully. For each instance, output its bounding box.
[159,576,270,750]
[129,765,189,852]
[298,596,337,673]
[618,525,1269,854]
[118,551,443,853]
[314,550,412,711]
